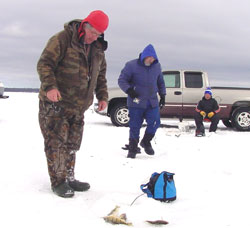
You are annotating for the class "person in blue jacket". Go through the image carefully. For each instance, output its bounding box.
[118,44,166,158]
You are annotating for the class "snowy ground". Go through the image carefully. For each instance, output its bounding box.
[1,92,250,228]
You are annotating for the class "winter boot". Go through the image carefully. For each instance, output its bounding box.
[52,182,74,198]
[195,129,205,137]
[127,138,139,159]
[122,144,141,154]
[68,180,90,192]
[65,151,90,192]
[140,133,155,155]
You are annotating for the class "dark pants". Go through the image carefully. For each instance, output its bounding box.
[194,112,220,133]
[128,105,160,139]
[39,101,84,187]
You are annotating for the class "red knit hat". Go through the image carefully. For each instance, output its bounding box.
[81,10,109,33]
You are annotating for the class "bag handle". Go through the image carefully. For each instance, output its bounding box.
[140,183,153,198]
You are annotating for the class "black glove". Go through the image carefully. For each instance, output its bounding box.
[159,95,165,109]
[126,88,139,99]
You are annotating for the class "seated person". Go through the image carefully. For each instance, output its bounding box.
[194,87,220,136]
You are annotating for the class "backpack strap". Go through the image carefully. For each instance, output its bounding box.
[140,183,153,198]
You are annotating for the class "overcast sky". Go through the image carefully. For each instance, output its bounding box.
[0,0,250,88]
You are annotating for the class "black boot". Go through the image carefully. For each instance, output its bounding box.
[195,129,205,137]
[122,144,141,153]
[68,180,90,192]
[65,151,90,192]
[127,138,139,159]
[52,182,74,198]
[140,133,155,155]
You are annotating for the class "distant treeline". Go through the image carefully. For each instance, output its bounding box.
[5,88,39,93]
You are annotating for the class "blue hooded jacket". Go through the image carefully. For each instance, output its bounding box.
[118,44,166,108]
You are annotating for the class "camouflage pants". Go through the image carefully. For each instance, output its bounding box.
[39,100,85,187]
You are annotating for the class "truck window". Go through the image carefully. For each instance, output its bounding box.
[163,72,180,88]
[184,72,203,88]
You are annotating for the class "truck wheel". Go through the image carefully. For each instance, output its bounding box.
[110,103,129,127]
[222,120,232,128]
[231,107,250,131]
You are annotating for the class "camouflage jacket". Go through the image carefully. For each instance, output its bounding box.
[37,20,108,112]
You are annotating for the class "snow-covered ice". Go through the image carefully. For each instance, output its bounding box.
[0,92,249,228]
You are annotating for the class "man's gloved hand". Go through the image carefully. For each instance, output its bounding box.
[159,95,165,109]
[208,112,215,118]
[126,88,139,99]
[200,111,206,118]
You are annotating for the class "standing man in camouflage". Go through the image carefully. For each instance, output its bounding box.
[37,10,109,198]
